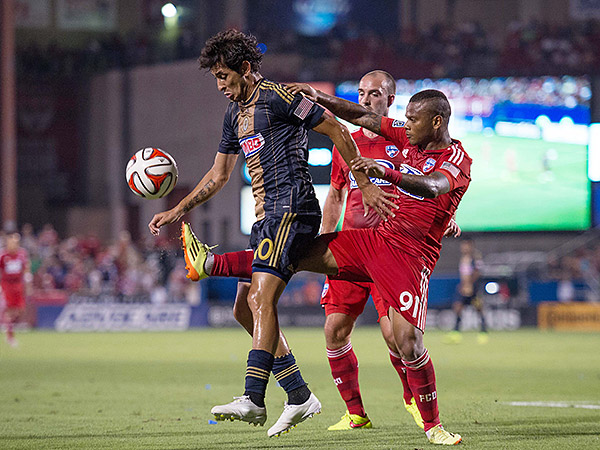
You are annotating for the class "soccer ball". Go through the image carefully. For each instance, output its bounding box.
[126,147,178,199]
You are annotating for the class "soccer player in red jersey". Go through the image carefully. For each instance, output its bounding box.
[185,86,469,445]
[322,70,422,430]
[0,232,31,347]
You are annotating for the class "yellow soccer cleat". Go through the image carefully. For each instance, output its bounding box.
[180,222,216,281]
[443,331,463,344]
[426,424,462,445]
[404,397,424,429]
[477,332,489,345]
[327,410,372,430]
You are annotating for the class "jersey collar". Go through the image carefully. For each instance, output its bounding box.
[240,78,264,107]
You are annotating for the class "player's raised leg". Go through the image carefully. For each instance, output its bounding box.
[389,308,461,445]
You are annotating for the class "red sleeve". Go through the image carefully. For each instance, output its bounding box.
[380,116,410,149]
[329,147,346,190]
[434,144,472,191]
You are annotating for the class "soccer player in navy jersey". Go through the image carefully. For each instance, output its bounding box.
[148,29,395,438]
[185,85,469,445]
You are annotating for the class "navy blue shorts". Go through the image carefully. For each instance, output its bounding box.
[249,212,321,283]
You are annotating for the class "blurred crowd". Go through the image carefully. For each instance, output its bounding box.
[17,19,600,81]
[0,224,199,305]
[545,240,600,302]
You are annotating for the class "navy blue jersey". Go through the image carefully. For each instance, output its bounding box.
[218,79,324,220]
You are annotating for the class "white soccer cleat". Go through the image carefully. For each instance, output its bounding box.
[210,395,267,426]
[267,393,321,437]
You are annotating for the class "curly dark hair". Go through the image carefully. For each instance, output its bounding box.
[198,29,263,73]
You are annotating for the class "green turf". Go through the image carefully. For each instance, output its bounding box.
[455,133,590,231]
[1,328,599,449]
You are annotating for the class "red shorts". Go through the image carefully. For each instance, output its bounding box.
[1,283,26,309]
[324,228,432,332]
[321,277,387,321]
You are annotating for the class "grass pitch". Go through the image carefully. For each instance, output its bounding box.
[1,328,599,449]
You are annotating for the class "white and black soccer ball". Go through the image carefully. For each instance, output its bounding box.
[125,147,178,199]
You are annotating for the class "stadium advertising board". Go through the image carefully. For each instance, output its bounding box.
[55,304,191,332]
[538,302,600,331]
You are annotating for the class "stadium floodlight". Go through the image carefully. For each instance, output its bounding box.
[485,282,500,295]
[161,3,177,18]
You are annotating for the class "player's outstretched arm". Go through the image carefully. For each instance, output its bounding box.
[287,83,383,136]
[351,157,451,199]
[313,114,398,220]
[148,152,238,235]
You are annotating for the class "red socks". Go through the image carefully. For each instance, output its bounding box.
[327,342,366,417]
[211,250,253,278]
[403,349,440,432]
[389,349,414,404]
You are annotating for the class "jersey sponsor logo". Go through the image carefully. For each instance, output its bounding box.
[398,164,424,200]
[441,161,460,177]
[4,259,24,274]
[423,157,436,173]
[240,133,265,158]
[385,145,399,158]
[348,159,394,189]
[391,119,405,128]
[294,96,314,120]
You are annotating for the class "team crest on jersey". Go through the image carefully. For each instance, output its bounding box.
[423,157,436,173]
[349,159,394,189]
[385,145,399,158]
[240,133,265,158]
[391,119,405,128]
[398,164,424,200]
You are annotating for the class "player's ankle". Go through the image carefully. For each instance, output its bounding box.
[287,385,311,405]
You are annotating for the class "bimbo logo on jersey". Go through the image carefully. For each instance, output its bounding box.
[398,164,425,200]
[385,145,399,158]
[349,159,394,189]
[240,133,265,158]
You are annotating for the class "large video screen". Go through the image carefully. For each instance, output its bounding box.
[336,76,592,231]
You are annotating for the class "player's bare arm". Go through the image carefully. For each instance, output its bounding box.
[287,83,383,135]
[313,113,398,220]
[148,152,238,235]
[352,156,451,199]
[321,185,346,233]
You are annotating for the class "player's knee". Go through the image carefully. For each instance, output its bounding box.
[324,316,353,348]
[396,332,424,361]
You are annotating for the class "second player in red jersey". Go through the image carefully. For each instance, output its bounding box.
[0,232,31,347]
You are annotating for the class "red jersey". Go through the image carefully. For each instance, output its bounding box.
[0,249,29,284]
[331,128,404,230]
[378,116,472,269]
